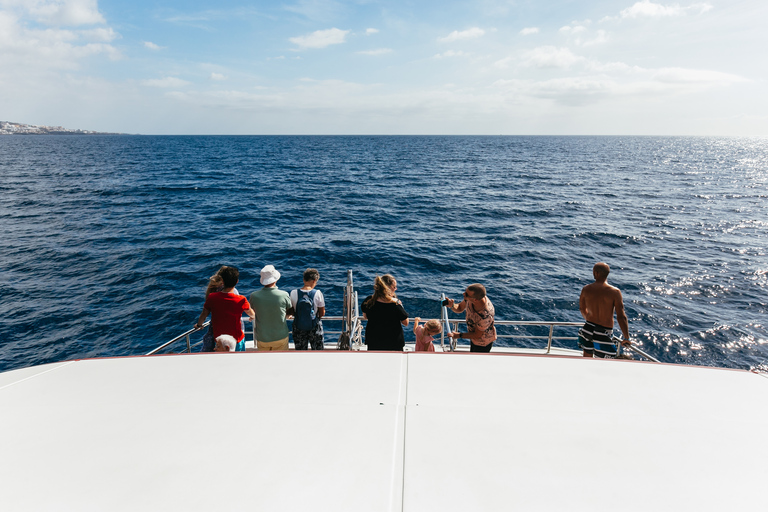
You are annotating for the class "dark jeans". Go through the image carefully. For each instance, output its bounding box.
[201,326,215,352]
[470,341,493,353]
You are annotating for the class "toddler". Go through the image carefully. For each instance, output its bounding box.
[413,317,442,352]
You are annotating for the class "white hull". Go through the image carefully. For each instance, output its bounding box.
[2,351,766,511]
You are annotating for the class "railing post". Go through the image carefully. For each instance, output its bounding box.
[440,293,445,351]
[185,334,191,353]
[546,324,554,354]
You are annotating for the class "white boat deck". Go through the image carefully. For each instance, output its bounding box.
[1,351,767,511]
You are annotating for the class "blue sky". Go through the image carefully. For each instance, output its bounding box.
[1,0,765,134]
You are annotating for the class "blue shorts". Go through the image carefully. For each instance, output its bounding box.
[578,321,617,358]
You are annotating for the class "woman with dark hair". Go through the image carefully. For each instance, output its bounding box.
[361,274,409,351]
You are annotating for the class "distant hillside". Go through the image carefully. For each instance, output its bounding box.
[0,121,123,135]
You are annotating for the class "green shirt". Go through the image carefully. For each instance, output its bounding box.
[249,286,292,343]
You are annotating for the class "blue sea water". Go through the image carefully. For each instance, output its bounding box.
[0,135,766,372]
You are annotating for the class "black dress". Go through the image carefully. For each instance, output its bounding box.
[361,296,409,351]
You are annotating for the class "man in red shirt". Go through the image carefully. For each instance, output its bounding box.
[196,266,254,352]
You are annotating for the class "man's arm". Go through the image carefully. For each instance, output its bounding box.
[195,307,210,329]
[615,290,630,343]
[448,329,483,341]
[446,298,467,314]
[317,306,325,319]
[579,288,588,320]
[245,307,255,321]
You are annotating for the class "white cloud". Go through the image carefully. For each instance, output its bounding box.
[520,27,539,36]
[80,27,117,42]
[490,62,749,108]
[651,67,748,85]
[582,29,609,46]
[0,6,119,71]
[28,0,106,26]
[493,55,515,69]
[143,41,164,51]
[438,27,485,43]
[289,27,349,49]
[521,46,585,69]
[525,77,616,105]
[607,0,713,21]
[559,25,588,35]
[209,72,226,81]
[365,28,378,35]
[559,21,607,47]
[141,77,191,88]
[434,50,470,59]
[356,48,392,55]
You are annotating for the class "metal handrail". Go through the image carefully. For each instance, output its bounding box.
[439,293,454,351]
[619,339,660,363]
[146,321,209,355]
[150,271,658,362]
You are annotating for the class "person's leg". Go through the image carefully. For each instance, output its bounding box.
[470,341,493,353]
[202,327,215,352]
[593,326,616,358]
[578,324,595,357]
[257,340,278,351]
[275,336,289,351]
[293,327,309,350]
[310,323,324,350]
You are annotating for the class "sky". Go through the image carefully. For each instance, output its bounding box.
[0,0,766,135]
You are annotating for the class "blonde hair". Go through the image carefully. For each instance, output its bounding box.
[205,267,227,299]
[363,274,397,309]
[424,319,442,335]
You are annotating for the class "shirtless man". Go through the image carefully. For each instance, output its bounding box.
[578,262,630,358]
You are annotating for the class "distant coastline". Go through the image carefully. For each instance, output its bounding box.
[0,121,124,135]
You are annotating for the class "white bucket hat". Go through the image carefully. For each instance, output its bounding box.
[260,265,281,286]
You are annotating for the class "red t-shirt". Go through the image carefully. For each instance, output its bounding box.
[204,292,250,341]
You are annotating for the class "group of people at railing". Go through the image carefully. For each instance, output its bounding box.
[195,265,326,352]
[194,261,631,358]
[359,274,497,352]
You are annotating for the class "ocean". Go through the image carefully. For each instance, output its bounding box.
[1,135,766,372]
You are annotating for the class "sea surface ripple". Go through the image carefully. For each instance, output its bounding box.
[0,135,766,371]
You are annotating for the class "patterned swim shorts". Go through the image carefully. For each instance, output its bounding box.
[578,321,617,358]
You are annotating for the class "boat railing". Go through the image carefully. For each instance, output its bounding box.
[146,322,209,355]
[438,293,658,361]
[148,270,659,362]
[438,292,582,353]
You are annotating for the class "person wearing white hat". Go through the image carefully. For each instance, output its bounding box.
[249,265,292,351]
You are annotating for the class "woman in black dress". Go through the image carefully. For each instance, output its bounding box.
[361,274,409,351]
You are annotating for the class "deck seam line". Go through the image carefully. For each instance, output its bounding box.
[0,361,78,392]
[399,353,409,512]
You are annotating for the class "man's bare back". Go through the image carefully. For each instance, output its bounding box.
[580,281,624,330]
[579,263,630,356]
